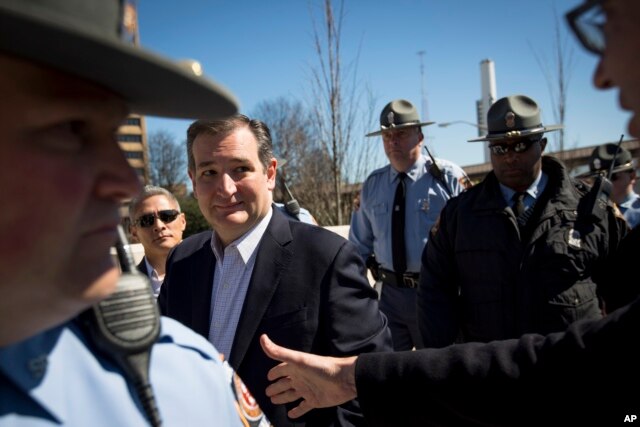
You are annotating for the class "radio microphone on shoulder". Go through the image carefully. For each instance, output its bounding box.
[78,225,162,427]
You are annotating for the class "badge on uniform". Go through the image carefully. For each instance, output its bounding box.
[567,228,582,249]
[418,198,429,212]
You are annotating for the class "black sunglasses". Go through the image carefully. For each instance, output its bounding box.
[134,209,180,228]
[489,137,544,156]
[566,0,606,55]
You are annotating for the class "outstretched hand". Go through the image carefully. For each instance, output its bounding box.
[259,334,359,419]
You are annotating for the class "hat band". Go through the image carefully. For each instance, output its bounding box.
[486,125,545,138]
[381,121,420,130]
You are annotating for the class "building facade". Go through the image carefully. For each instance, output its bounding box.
[118,114,149,184]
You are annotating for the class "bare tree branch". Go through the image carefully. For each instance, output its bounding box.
[529,7,575,155]
[147,130,187,193]
[306,0,381,224]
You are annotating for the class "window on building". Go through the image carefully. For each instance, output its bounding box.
[124,151,144,159]
[123,117,141,126]
[118,134,143,142]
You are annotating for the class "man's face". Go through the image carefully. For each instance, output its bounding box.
[189,127,276,246]
[610,170,636,203]
[0,55,140,322]
[490,137,546,191]
[381,127,423,170]
[131,195,186,259]
[594,0,640,137]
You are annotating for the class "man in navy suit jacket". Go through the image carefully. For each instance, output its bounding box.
[159,114,392,427]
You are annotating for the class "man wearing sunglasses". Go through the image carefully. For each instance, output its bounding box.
[258,1,640,419]
[417,93,627,349]
[129,185,187,298]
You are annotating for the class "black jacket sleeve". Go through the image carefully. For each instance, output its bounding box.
[356,296,640,426]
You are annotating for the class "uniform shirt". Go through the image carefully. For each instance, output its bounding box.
[350,154,467,273]
[274,202,316,224]
[208,208,272,360]
[0,317,244,426]
[498,171,548,215]
[619,191,640,228]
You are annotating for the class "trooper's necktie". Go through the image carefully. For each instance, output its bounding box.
[513,191,526,218]
[392,172,407,274]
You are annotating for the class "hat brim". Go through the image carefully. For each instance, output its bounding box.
[575,161,636,179]
[365,121,434,137]
[467,124,563,142]
[0,6,238,119]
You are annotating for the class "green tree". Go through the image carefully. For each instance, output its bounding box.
[178,194,210,238]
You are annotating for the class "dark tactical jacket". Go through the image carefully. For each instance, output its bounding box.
[418,156,627,347]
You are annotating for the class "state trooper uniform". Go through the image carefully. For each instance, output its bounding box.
[580,143,640,229]
[350,99,468,350]
[419,95,628,348]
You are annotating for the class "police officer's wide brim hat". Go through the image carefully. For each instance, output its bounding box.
[468,94,562,142]
[366,99,434,137]
[575,143,636,178]
[0,0,238,119]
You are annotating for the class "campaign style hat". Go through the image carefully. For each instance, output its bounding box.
[468,95,562,142]
[366,99,434,137]
[0,0,238,119]
[578,144,636,178]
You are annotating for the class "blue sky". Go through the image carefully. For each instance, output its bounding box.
[138,0,630,170]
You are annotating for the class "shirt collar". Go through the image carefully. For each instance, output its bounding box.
[390,155,426,184]
[620,192,640,207]
[499,170,547,203]
[143,257,164,297]
[210,207,273,264]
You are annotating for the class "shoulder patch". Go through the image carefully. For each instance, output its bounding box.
[612,202,625,220]
[459,176,473,190]
[430,214,441,236]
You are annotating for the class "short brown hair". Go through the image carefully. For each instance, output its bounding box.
[186,114,273,173]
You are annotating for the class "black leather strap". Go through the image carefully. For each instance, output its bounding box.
[379,268,419,288]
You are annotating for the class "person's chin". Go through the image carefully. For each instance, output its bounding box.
[155,236,177,247]
[69,264,120,306]
[499,170,523,181]
[215,206,247,221]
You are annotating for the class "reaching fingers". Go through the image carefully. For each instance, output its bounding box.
[266,361,292,382]
[288,399,314,419]
[267,387,303,405]
[265,376,295,398]
[260,333,302,365]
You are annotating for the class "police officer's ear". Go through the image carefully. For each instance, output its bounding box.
[417,129,424,142]
[130,220,139,240]
[540,137,548,152]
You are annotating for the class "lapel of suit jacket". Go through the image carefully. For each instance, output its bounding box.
[229,208,293,368]
[136,257,148,277]
[191,236,216,338]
